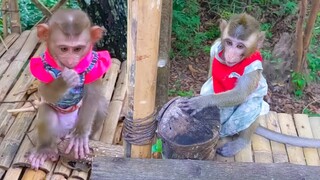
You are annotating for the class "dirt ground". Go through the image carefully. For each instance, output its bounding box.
[169,6,320,115]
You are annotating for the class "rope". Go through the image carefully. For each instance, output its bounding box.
[123,111,157,145]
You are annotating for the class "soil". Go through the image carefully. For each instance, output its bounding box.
[169,5,320,115]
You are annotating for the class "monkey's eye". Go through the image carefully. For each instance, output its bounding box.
[237,44,245,49]
[225,40,232,46]
[73,47,82,52]
[60,47,68,52]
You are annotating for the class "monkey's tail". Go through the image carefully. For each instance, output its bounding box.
[255,126,320,148]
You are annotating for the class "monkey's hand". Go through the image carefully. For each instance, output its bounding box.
[26,147,58,170]
[65,132,90,159]
[178,96,209,116]
[61,68,80,88]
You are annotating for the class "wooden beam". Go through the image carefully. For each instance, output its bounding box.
[127,0,162,158]
[92,157,320,179]
[155,0,173,111]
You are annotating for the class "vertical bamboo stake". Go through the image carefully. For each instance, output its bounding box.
[127,0,162,158]
[1,0,9,38]
[295,0,307,73]
[9,0,21,34]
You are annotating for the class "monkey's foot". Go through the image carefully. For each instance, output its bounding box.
[216,139,248,157]
[65,134,90,159]
[26,148,59,170]
[60,157,91,172]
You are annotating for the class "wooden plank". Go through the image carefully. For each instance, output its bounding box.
[0,28,38,101]
[294,114,320,166]
[234,133,253,162]
[265,111,288,163]
[112,61,127,101]
[278,113,306,165]
[309,117,320,155]
[21,169,46,180]
[0,33,20,58]
[0,102,36,169]
[252,115,272,163]
[0,31,30,77]
[113,122,124,145]
[53,159,71,178]
[127,0,162,158]
[100,61,127,143]
[70,170,88,180]
[0,43,45,136]
[99,101,124,144]
[214,137,235,162]
[92,157,320,180]
[91,58,121,140]
[51,174,68,180]
[3,167,23,180]
[0,169,5,179]
[103,58,121,102]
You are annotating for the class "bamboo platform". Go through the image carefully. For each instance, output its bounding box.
[0,30,319,179]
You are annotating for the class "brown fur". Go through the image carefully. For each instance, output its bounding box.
[27,9,107,169]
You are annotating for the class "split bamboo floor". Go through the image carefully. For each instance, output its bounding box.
[0,29,319,179]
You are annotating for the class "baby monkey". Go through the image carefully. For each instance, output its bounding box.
[179,13,320,157]
[27,9,112,169]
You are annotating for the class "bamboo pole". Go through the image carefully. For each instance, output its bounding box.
[127,0,162,158]
[1,0,9,37]
[9,0,21,34]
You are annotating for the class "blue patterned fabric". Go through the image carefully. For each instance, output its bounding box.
[41,51,99,109]
[201,41,270,137]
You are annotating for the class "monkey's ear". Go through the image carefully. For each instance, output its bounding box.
[257,31,265,49]
[37,24,50,40]
[219,19,228,32]
[91,26,105,42]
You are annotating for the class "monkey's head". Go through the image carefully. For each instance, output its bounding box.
[219,13,265,67]
[36,9,104,69]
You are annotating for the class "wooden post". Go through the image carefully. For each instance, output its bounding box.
[155,0,173,111]
[9,0,21,34]
[127,0,162,158]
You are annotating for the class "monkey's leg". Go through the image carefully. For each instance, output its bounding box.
[217,119,259,157]
[27,103,59,170]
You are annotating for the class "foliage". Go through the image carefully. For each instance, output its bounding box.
[18,0,79,30]
[172,0,218,58]
[0,19,3,37]
[168,89,194,97]
[291,72,309,97]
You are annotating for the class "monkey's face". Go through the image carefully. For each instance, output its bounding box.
[48,28,92,69]
[222,32,259,67]
[222,37,247,67]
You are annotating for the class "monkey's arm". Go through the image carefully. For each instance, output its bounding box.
[65,79,104,159]
[179,70,261,114]
[38,77,69,103]
[209,69,261,107]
